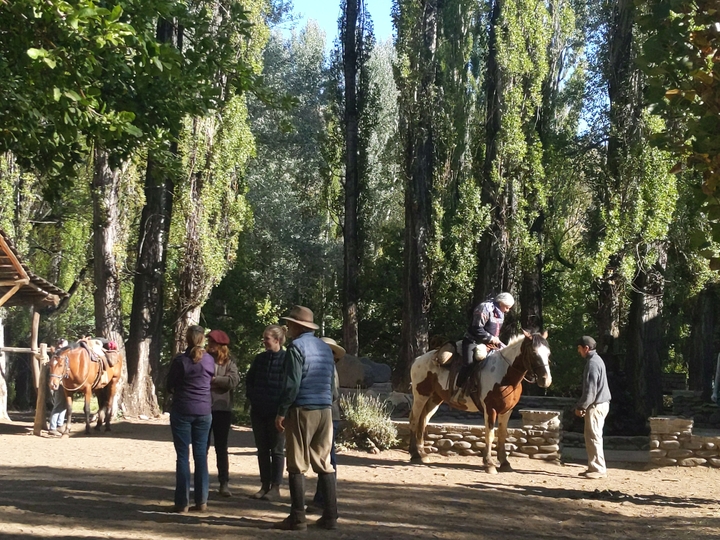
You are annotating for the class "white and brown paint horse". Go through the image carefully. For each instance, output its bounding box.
[409,331,551,473]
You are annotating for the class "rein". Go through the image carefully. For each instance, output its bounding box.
[51,350,94,392]
[497,342,539,384]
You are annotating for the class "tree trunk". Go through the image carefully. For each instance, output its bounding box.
[595,0,641,374]
[687,285,717,399]
[122,18,181,417]
[123,155,173,417]
[626,244,665,422]
[92,147,127,411]
[174,306,202,357]
[396,0,438,391]
[343,0,360,356]
[473,0,513,304]
[520,252,543,332]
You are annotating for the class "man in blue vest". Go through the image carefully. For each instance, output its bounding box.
[274,305,337,530]
[457,292,514,388]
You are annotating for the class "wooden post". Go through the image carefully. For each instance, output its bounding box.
[33,362,49,436]
[30,307,44,436]
[0,314,9,421]
[30,307,41,388]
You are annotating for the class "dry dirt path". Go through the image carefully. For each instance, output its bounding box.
[0,415,719,540]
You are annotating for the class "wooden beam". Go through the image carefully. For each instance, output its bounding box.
[0,347,36,353]
[0,279,30,286]
[0,234,28,281]
[0,284,21,308]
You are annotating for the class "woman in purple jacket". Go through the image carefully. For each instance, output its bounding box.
[166,325,215,513]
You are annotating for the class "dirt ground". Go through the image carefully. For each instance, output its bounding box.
[1,414,719,540]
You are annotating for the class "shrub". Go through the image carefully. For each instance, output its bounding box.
[338,391,398,451]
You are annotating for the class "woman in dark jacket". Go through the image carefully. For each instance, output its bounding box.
[166,325,215,513]
[246,324,287,500]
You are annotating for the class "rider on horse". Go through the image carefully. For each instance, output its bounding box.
[457,292,514,388]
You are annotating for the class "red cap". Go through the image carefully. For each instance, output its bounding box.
[206,329,230,345]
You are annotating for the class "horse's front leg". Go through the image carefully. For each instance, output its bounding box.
[497,411,513,472]
[483,408,498,474]
[62,391,73,437]
[83,388,93,434]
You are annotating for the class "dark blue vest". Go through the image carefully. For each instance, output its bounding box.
[291,333,334,408]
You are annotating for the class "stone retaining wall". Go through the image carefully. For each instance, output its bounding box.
[649,416,720,467]
[395,409,562,461]
[671,391,720,429]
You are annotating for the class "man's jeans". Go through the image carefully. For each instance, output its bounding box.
[49,389,67,431]
[170,411,212,508]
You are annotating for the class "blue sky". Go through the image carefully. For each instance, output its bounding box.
[287,0,394,43]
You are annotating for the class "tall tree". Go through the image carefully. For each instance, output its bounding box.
[338,0,376,356]
[342,0,361,356]
[394,0,439,388]
[91,149,125,350]
[123,17,180,416]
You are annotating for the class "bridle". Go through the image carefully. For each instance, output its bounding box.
[48,350,94,392]
[498,338,548,384]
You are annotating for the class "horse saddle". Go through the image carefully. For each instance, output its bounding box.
[431,341,480,394]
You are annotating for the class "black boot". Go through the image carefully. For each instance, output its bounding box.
[456,364,471,389]
[315,472,337,530]
[274,473,307,530]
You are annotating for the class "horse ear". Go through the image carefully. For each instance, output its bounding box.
[523,329,531,339]
[541,330,548,339]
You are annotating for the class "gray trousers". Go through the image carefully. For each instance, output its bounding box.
[584,401,610,473]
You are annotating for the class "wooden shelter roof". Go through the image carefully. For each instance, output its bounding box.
[0,230,69,308]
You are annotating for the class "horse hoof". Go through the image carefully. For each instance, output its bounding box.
[498,462,513,473]
[105,426,112,432]
[486,465,498,475]
[410,455,428,464]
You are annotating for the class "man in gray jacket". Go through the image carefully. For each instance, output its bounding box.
[574,336,612,479]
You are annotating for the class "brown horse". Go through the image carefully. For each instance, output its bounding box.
[48,341,123,435]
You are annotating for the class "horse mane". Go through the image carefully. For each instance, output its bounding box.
[497,332,550,359]
[503,331,550,351]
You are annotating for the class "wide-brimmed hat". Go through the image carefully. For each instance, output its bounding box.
[321,337,346,361]
[206,329,230,345]
[281,305,319,330]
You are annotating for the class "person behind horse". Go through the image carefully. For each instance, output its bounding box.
[48,338,69,437]
[246,324,287,501]
[574,335,612,480]
[166,325,215,513]
[306,336,344,514]
[458,292,515,388]
[205,329,239,498]
[274,306,337,531]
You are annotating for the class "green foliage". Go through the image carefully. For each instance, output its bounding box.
[338,391,399,450]
[637,0,720,268]
[0,0,262,190]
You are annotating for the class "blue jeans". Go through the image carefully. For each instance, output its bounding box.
[170,412,212,508]
[49,389,67,431]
